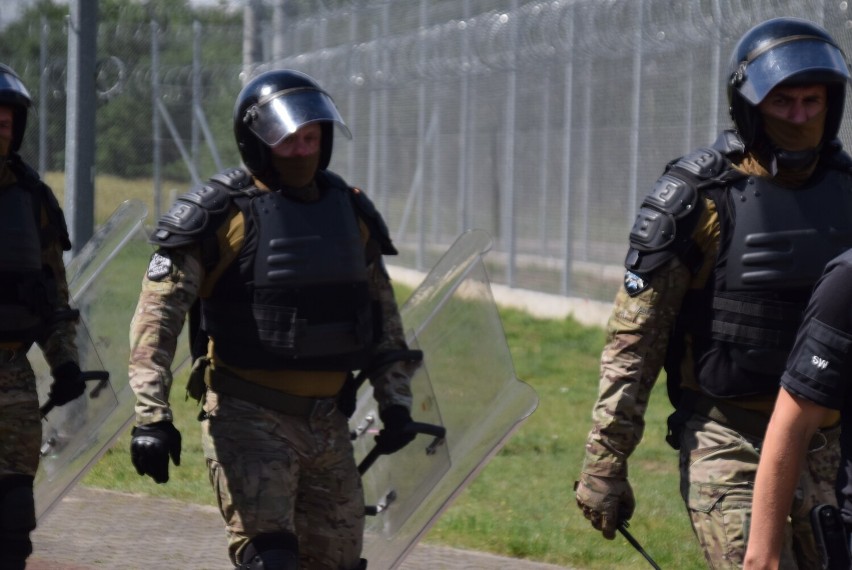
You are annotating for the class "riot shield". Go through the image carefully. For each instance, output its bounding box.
[354,228,539,569]
[32,199,150,520]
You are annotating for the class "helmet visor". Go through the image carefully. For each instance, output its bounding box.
[244,87,351,147]
[0,69,31,108]
[738,38,850,105]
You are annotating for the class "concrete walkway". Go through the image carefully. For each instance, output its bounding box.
[29,486,572,570]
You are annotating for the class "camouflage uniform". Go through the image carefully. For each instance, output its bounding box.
[580,164,843,568]
[0,226,77,475]
[129,181,412,568]
[0,163,78,565]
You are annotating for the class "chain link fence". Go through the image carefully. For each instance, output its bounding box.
[2,0,851,302]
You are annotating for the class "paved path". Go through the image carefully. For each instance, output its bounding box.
[29,486,572,570]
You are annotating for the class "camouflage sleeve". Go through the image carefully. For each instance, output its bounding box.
[581,258,692,478]
[368,258,414,412]
[129,247,202,425]
[37,230,78,368]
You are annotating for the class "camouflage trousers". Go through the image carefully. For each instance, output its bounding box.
[0,357,41,477]
[201,388,365,569]
[679,413,840,569]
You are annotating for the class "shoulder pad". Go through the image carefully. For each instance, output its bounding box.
[9,156,72,251]
[711,130,747,158]
[668,147,726,181]
[635,148,718,241]
[209,167,252,191]
[625,147,725,273]
[350,187,398,256]
[149,174,237,247]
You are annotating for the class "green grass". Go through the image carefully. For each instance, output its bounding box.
[82,284,705,569]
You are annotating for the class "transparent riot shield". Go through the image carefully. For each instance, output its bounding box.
[32,199,150,520]
[355,228,539,569]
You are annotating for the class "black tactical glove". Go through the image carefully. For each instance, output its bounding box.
[48,362,86,407]
[374,405,416,455]
[575,472,635,540]
[130,421,182,484]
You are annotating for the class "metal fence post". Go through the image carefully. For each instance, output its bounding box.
[64,0,98,255]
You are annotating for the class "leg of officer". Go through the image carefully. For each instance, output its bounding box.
[679,415,800,570]
[788,424,841,568]
[0,358,41,568]
[203,389,303,568]
[294,405,365,570]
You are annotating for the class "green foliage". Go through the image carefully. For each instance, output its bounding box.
[1,0,243,179]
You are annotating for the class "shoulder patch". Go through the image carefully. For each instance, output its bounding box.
[624,270,650,297]
[146,251,173,281]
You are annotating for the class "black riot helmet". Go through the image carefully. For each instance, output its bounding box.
[0,63,32,153]
[727,17,850,149]
[233,69,351,177]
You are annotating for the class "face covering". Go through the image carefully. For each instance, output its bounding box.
[0,132,15,187]
[271,152,320,189]
[758,107,827,186]
[762,106,826,153]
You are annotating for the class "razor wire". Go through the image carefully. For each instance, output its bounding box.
[6,0,852,301]
[20,0,846,96]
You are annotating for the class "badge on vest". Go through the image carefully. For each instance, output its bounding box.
[624,270,649,296]
[147,252,172,281]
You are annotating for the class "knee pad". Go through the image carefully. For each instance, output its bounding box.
[0,474,35,564]
[239,532,299,570]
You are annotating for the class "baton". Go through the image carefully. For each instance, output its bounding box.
[618,521,662,570]
[40,370,110,418]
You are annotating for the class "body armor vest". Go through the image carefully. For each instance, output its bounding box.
[679,165,852,398]
[0,182,59,342]
[202,180,376,371]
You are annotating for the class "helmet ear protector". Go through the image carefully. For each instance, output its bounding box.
[0,63,32,153]
[727,18,851,148]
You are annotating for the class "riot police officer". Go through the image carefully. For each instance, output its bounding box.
[0,63,85,568]
[574,18,852,568]
[127,69,419,569]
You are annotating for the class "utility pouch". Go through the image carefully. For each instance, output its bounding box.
[811,503,851,570]
[186,356,210,402]
[665,408,690,450]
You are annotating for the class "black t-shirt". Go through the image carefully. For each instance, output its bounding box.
[781,249,852,524]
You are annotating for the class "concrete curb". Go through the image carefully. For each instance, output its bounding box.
[388,265,611,328]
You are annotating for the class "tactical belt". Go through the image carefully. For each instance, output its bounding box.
[205,366,337,417]
[681,390,770,441]
[684,390,841,449]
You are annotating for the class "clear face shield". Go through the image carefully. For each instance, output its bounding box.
[735,37,851,106]
[0,70,30,105]
[242,86,352,147]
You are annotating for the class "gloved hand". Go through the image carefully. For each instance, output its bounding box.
[130,421,182,484]
[575,472,635,539]
[48,362,86,407]
[374,405,416,455]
